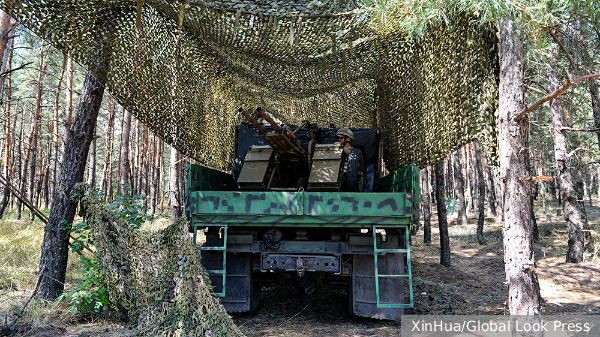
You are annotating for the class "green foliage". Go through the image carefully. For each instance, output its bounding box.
[357,0,576,35]
[104,184,153,229]
[58,254,109,314]
[58,185,153,315]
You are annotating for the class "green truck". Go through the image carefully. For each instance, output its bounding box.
[186,110,418,320]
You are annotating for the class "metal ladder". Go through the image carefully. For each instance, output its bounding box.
[372,225,414,308]
[195,225,228,297]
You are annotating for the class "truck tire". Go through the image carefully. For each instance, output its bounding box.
[232,151,246,182]
[347,148,366,192]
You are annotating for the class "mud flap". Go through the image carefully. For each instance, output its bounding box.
[350,239,405,320]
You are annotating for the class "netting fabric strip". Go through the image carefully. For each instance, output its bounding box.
[71,184,243,336]
[3,1,498,170]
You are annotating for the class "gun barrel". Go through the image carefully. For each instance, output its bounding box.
[257,107,282,132]
[238,107,266,132]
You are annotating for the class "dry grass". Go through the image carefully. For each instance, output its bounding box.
[1,198,600,336]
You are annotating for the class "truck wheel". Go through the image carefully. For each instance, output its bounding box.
[232,151,246,182]
[347,148,366,192]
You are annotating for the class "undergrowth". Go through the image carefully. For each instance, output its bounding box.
[57,185,153,316]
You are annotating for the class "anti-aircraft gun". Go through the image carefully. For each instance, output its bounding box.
[235,107,367,192]
[185,106,419,320]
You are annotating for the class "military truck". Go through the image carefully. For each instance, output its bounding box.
[186,107,418,320]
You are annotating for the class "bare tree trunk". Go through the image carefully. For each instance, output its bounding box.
[590,75,600,150]
[159,140,165,213]
[474,139,487,245]
[130,119,138,194]
[61,53,74,161]
[435,160,450,267]
[0,10,12,86]
[420,166,432,244]
[548,48,586,263]
[15,115,23,219]
[452,151,468,225]
[0,41,13,218]
[37,6,114,299]
[150,136,162,215]
[445,156,453,198]
[469,144,478,217]
[87,127,97,188]
[34,144,45,208]
[141,125,149,209]
[118,109,132,195]
[28,41,46,221]
[19,108,35,220]
[101,96,116,202]
[526,152,539,243]
[179,155,187,211]
[169,146,182,221]
[463,146,473,215]
[498,18,540,315]
[549,177,557,201]
[37,70,106,300]
[484,159,497,216]
[588,174,593,206]
[51,54,67,201]
[539,166,547,219]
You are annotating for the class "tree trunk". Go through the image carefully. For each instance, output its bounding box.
[179,155,187,213]
[51,54,67,202]
[118,109,132,195]
[539,166,548,219]
[28,41,46,221]
[37,5,115,299]
[150,136,162,215]
[34,136,45,208]
[101,96,116,202]
[420,166,432,244]
[463,146,473,215]
[474,139,487,245]
[141,125,149,209]
[61,53,74,162]
[0,10,12,89]
[37,71,106,300]
[469,144,478,216]
[485,164,497,216]
[498,18,540,315]
[0,39,13,218]
[169,147,182,221]
[445,156,453,198]
[588,174,593,206]
[548,49,586,263]
[15,115,23,219]
[590,75,600,150]
[452,151,468,225]
[87,127,97,188]
[549,177,557,201]
[435,160,450,267]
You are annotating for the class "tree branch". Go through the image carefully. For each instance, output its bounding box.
[567,147,589,158]
[561,126,600,133]
[548,28,576,69]
[515,73,600,122]
[0,62,32,77]
[524,84,546,95]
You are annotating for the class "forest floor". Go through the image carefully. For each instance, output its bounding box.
[1,199,599,337]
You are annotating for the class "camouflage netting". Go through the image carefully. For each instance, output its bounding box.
[3,0,498,171]
[71,184,244,337]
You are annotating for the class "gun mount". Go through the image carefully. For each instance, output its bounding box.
[235,107,367,192]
